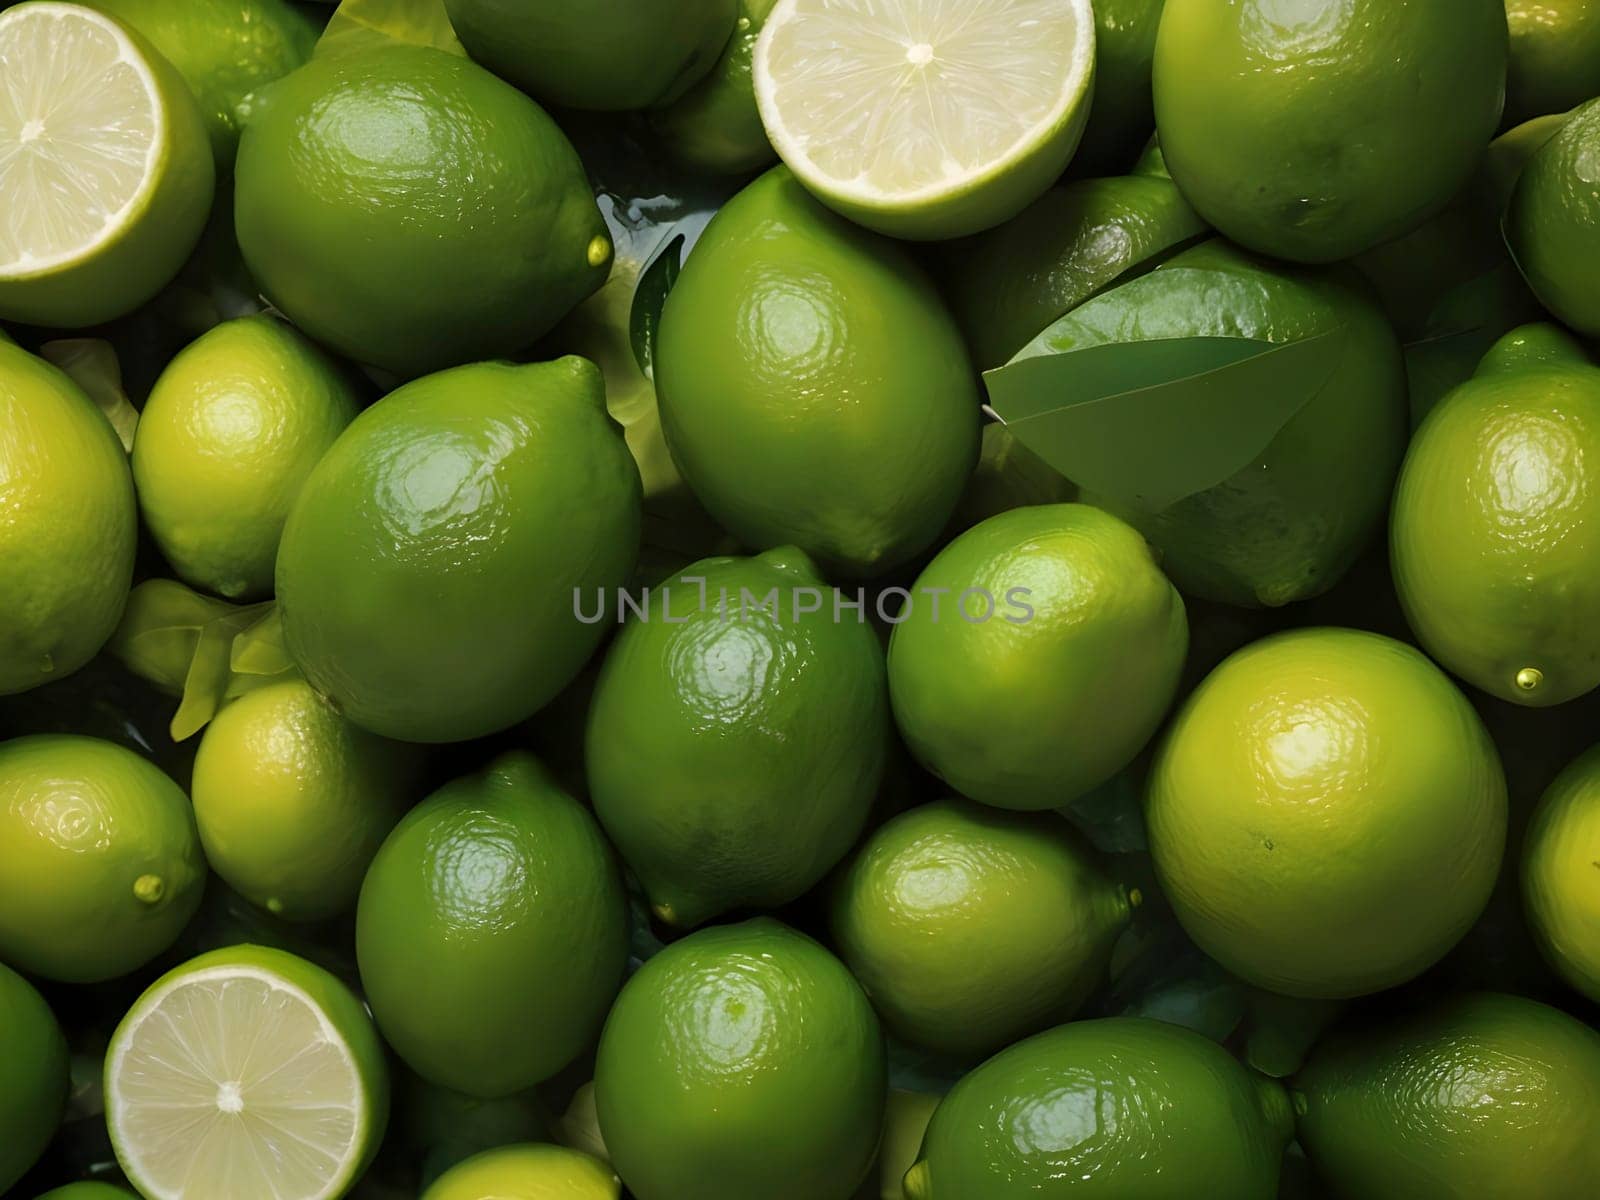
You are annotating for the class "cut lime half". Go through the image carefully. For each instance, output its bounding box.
[753,0,1095,240]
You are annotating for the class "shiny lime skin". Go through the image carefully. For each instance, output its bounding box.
[587,548,888,929]
[443,0,735,111]
[1391,325,1600,706]
[1072,0,1168,175]
[888,504,1187,811]
[653,0,779,174]
[1523,743,1600,1000]
[234,46,610,377]
[830,798,1131,1058]
[0,963,68,1195]
[0,735,205,984]
[1505,0,1600,126]
[356,752,628,1098]
[1148,629,1507,999]
[656,167,979,578]
[1154,0,1507,263]
[277,358,641,744]
[1294,993,1600,1199]
[422,1143,619,1200]
[1507,100,1600,337]
[595,919,886,1200]
[905,1018,1292,1199]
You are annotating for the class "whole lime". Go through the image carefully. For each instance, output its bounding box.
[595,919,885,1200]
[234,45,611,376]
[423,1143,619,1200]
[0,963,68,1195]
[655,167,979,578]
[1148,628,1507,998]
[1072,0,1168,174]
[276,358,641,744]
[1505,0,1600,127]
[1523,743,1600,1001]
[1506,99,1600,337]
[357,752,628,1098]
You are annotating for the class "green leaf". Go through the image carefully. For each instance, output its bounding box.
[987,328,1348,514]
[629,233,684,381]
[230,607,294,677]
[40,339,139,452]
[110,581,240,695]
[316,0,464,59]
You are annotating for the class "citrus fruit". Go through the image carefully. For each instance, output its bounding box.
[1391,323,1600,706]
[1522,742,1600,1000]
[400,1078,549,1190]
[276,357,641,744]
[0,340,137,696]
[904,1018,1292,1199]
[1294,993,1600,1198]
[192,678,418,922]
[0,962,68,1195]
[35,1186,140,1199]
[655,167,978,577]
[888,504,1187,811]
[653,0,779,174]
[357,752,628,1098]
[587,548,888,929]
[234,45,611,377]
[132,315,360,601]
[0,1,214,327]
[1505,0,1600,127]
[830,797,1133,1057]
[754,0,1096,240]
[105,944,390,1200]
[0,734,205,983]
[1153,0,1508,262]
[81,0,318,165]
[1071,0,1167,175]
[442,0,736,111]
[1506,99,1600,338]
[422,1143,620,1200]
[595,919,886,1200]
[1147,628,1507,999]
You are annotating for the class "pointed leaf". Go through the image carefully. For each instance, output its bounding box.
[629,233,684,381]
[109,581,239,694]
[41,339,139,452]
[171,603,274,741]
[316,0,464,59]
[230,606,294,677]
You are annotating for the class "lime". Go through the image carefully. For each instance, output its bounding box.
[234,45,611,377]
[192,678,418,922]
[132,315,360,601]
[105,944,390,1200]
[830,798,1133,1057]
[1391,324,1600,706]
[754,0,1096,240]
[888,504,1187,811]
[357,752,628,1098]
[653,0,779,174]
[656,167,978,578]
[1147,628,1507,998]
[0,963,68,1195]
[587,548,888,929]
[595,919,886,1200]
[0,2,214,327]
[276,357,641,744]
[0,341,137,696]
[1523,743,1600,1000]
[904,1018,1292,1199]
[1294,993,1600,1198]
[1505,0,1600,127]
[423,1144,620,1200]
[1072,0,1167,175]
[442,0,736,111]
[0,735,205,983]
[1506,99,1600,337]
[1154,0,1508,262]
[35,1187,139,1199]
[81,0,318,165]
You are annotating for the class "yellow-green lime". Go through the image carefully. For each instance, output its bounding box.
[1293,993,1600,1198]
[423,1144,620,1200]
[754,0,1096,240]
[357,752,628,1098]
[587,549,888,929]
[35,1186,140,1199]
[1505,0,1600,127]
[0,735,205,983]
[1154,0,1508,262]
[105,944,390,1200]
[0,340,137,696]
[595,919,886,1200]
[830,798,1133,1057]
[235,46,611,376]
[132,315,360,600]
[0,963,68,1195]
[1148,629,1507,999]
[653,0,779,174]
[1391,324,1600,706]
[276,358,641,744]
[656,167,978,577]
[192,678,418,922]
[0,2,214,327]
[888,504,1187,811]
[1506,99,1600,337]
[1072,0,1167,175]
[904,1018,1292,1199]
[1523,743,1600,1001]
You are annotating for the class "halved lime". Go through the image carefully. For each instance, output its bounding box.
[106,944,389,1200]
[753,0,1095,240]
